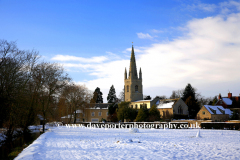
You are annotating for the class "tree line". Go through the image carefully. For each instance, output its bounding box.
[0,40,92,141]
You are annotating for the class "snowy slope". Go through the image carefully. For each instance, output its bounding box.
[15,127,240,160]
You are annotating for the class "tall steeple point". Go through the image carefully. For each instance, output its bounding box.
[129,45,138,79]
[131,45,135,62]
[139,67,142,79]
[124,44,143,102]
[124,67,127,79]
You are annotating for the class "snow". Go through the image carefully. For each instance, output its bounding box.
[0,132,6,146]
[133,100,151,102]
[129,128,139,133]
[76,110,83,113]
[15,127,240,160]
[157,101,174,109]
[86,107,108,109]
[61,115,74,119]
[204,105,232,116]
[222,98,232,105]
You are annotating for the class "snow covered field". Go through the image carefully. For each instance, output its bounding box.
[15,127,240,160]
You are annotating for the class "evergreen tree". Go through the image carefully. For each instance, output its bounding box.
[108,103,118,115]
[117,101,137,122]
[230,110,239,120]
[182,83,196,101]
[208,96,218,105]
[182,83,200,119]
[108,103,118,122]
[107,85,117,103]
[148,104,160,121]
[144,95,152,100]
[136,108,148,122]
[90,87,103,103]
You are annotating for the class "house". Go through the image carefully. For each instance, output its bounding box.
[84,103,111,122]
[216,93,240,108]
[61,109,83,124]
[157,98,188,120]
[129,98,160,109]
[61,103,113,123]
[197,105,232,122]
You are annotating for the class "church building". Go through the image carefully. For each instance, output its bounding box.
[124,45,158,109]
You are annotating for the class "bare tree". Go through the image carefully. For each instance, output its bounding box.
[170,91,177,99]
[175,89,184,98]
[118,88,125,102]
[0,40,39,140]
[60,83,92,123]
[33,62,70,132]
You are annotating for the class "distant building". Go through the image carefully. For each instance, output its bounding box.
[61,103,113,123]
[84,103,112,122]
[157,98,188,120]
[61,109,83,124]
[197,105,232,122]
[216,93,240,108]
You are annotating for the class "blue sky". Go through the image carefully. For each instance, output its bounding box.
[1,0,240,102]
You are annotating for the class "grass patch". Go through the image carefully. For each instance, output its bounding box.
[8,134,41,160]
[8,147,23,160]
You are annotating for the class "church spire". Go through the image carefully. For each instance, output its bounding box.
[129,45,138,79]
[139,67,142,79]
[124,67,127,79]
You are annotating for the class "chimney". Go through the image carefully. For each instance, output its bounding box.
[218,93,222,100]
[228,93,232,99]
[236,97,239,102]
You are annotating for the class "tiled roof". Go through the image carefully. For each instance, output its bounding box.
[87,103,112,109]
[222,98,232,105]
[204,105,232,116]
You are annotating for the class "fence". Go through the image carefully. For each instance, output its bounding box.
[201,122,240,130]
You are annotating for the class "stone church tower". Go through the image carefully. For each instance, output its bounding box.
[124,45,143,102]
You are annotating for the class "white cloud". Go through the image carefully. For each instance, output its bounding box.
[106,52,121,59]
[151,29,164,33]
[137,32,153,39]
[186,2,216,12]
[220,1,240,14]
[186,1,240,14]
[57,11,240,102]
[198,3,217,12]
[51,55,108,63]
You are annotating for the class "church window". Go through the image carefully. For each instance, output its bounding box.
[202,111,205,115]
[178,106,183,114]
[135,104,137,109]
[135,85,138,92]
[140,104,143,108]
[127,85,129,92]
[131,105,133,108]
